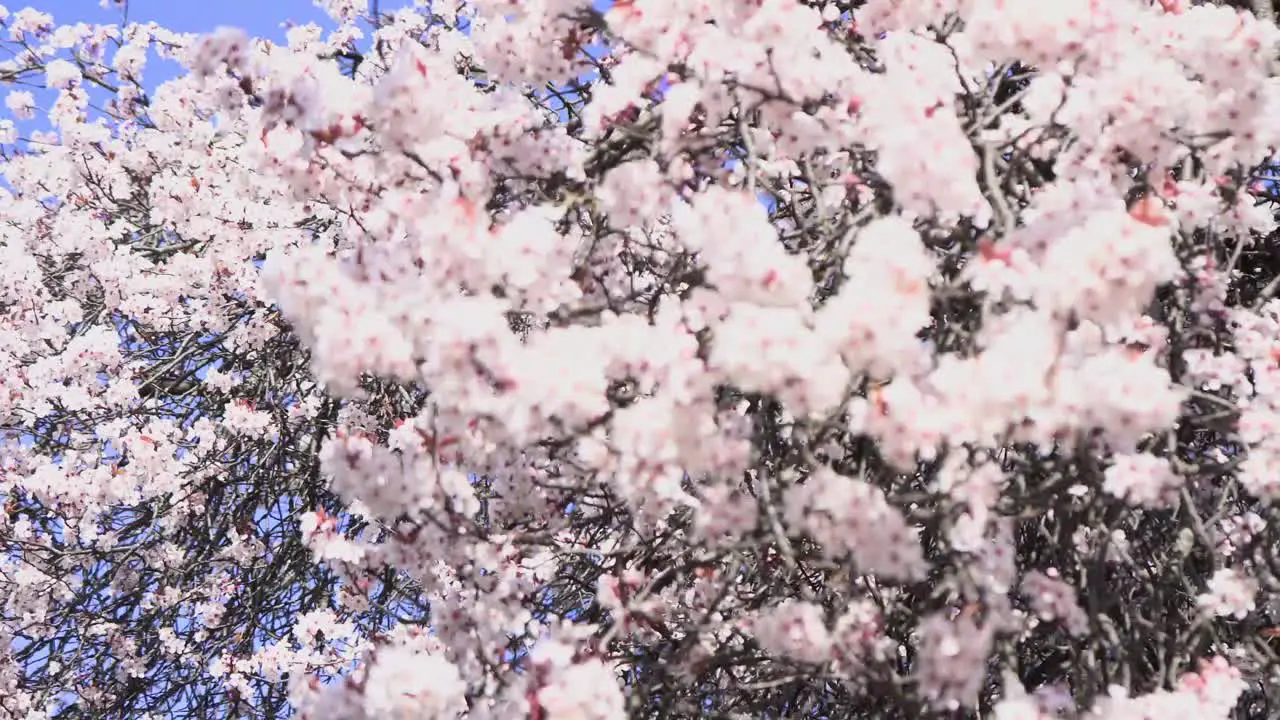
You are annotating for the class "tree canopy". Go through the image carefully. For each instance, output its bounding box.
[3,0,1280,718]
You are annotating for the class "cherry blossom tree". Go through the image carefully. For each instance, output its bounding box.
[4,0,1280,718]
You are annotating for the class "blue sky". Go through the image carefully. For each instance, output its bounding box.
[33,1,613,42]
[34,0,335,38]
